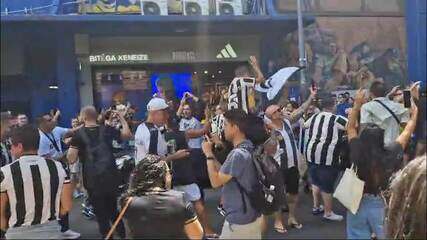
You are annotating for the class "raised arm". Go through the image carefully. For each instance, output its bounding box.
[249,56,265,84]
[177,95,187,117]
[115,111,133,140]
[396,99,418,149]
[347,89,367,141]
[289,86,317,123]
[52,109,61,123]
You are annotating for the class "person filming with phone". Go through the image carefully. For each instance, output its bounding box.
[360,81,419,146]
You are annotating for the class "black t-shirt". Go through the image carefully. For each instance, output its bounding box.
[69,126,122,191]
[164,130,196,186]
[193,100,206,121]
[124,190,197,239]
[349,139,404,194]
[70,125,121,162]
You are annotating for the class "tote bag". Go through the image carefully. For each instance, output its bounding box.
[333,164,365,214]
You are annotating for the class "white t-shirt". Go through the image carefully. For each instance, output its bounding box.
[134,123,168,164]
[38,127,69,159]
[179,117,203,149]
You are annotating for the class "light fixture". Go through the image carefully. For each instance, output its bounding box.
[218,70,222,74]
[204,70,208,74]
[49,85,59,89]
[194,71,197,74]
[212,75,215,78]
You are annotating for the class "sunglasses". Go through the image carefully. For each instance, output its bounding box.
[273,106,285,114]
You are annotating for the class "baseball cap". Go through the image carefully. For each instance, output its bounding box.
[147,98,169,111]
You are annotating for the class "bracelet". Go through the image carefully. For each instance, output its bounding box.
[206,156,215,160]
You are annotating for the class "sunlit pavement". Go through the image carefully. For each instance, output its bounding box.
[70,189,346,239]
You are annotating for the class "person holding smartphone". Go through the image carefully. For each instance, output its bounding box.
[360,81,413,146]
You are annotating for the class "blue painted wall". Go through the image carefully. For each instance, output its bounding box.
[406,0,426,87]
[2,29,79,127]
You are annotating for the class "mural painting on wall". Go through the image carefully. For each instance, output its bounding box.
[282,17,407,93]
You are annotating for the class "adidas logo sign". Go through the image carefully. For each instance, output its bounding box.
[216,43,237,59]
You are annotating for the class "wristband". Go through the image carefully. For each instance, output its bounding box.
[206,156,215,160]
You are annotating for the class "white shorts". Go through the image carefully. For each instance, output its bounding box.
[69,161,80,174]
[173,183,201,202]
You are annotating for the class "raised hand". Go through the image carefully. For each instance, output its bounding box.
[409,81,421,100]
[354,88,367,106]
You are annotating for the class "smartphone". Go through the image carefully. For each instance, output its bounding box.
[311,80,317,91]
[403,90,411,108]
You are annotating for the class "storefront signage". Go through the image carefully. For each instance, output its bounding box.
[89,54,149,63]
[216,44,238,59]
[89,35,260,64]
[172,51,196,62]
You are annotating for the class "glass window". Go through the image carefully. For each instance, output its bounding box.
[365,0,405,13]
[317,0,363,12]
[274,0,316,12]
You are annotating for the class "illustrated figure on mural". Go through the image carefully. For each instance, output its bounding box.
[281,21,407,93]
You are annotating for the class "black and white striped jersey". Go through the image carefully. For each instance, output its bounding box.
[298,118,307,155]
[210,114,225,139]
[303,112,348,166]
[227,77,269,113]
[274,119,300,169]
[0,155,70,228]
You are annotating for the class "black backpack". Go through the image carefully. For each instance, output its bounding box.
[78,126,120,193]
[234,140,286,216]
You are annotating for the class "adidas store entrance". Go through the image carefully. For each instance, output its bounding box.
[82,35,261,118]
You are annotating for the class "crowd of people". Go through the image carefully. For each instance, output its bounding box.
[0,56,426,240]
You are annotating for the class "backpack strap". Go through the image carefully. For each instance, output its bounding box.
[233,147,265,215]
[373,100,401,125]
[40,130,61,153]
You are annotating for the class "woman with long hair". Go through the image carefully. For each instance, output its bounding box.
[386,155,426,239]
[345,89,418,239]
[120,155,203,239]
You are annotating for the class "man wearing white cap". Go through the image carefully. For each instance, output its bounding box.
[134,98,189,164]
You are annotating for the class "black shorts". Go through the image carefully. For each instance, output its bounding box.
[308,163,340,194]
[283,167,300,194]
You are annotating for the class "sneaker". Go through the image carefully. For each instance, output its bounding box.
[217,204,226,217]
[82,207,96,219]
[323,212,344,221]
[62,229,81,239]
[73,191,84,199]
[312,205,324,215]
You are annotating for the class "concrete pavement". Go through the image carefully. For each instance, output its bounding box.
[69,189,346,239]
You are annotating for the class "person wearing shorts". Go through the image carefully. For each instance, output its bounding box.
[308,163,340,194]
[173,183,202,202]
[70,160,84,198]
[283,167,300,194]
[303,98,348,222]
